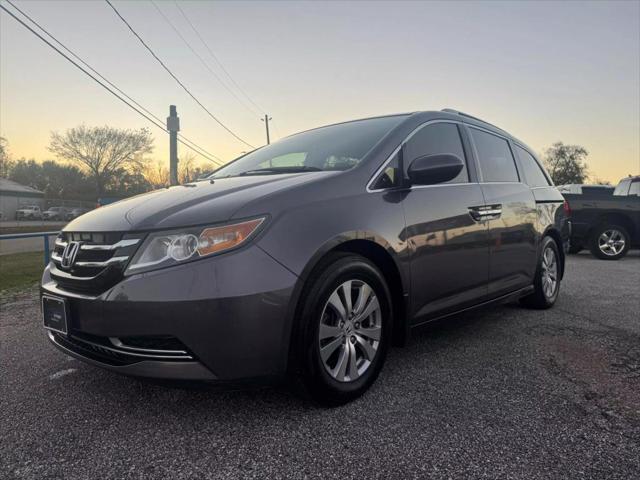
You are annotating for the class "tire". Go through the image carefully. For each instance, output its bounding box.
[520,236,561,309]
[291,253,392,406]
[589,224,630,260]
[567,243,583,254]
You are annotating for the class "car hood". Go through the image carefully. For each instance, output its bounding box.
[65,172,334,232]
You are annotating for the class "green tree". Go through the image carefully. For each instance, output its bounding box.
[105,167,152,197]
[8,159,95,199]
[49,125,153,197]
[543,142,589,185]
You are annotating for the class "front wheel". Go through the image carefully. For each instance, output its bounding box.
[589,224,630,260]
[520,236,561,309]
[291,253,392,406]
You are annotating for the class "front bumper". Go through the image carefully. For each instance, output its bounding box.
[42,245,299,382]
[47,331,216,380]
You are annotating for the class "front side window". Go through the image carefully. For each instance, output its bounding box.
[515,145,551,187]
[471,128,519,182]
[211,115,406,178]
[628,181,640,196]
[371,150,400,189]
[403,123,469,184]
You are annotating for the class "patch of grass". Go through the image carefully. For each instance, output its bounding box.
[0,252,45,292]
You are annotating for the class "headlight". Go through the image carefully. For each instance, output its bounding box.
[125,217,266,274]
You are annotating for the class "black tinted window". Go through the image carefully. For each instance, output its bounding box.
[515,145,550,187]
[404,123,468,183]
[582,186,613,197]
[471,128,519,182]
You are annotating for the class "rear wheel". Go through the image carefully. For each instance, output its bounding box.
[589,224,630,260]
[291,253,392,406]
[520,236,561,309]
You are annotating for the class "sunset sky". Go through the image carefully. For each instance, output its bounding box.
[1,0,639,182]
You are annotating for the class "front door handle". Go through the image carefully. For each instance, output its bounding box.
[469,204,502,222]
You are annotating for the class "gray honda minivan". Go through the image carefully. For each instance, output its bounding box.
[42,109,569,404]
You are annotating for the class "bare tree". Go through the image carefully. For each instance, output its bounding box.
[590,177,612,186]
[543,142,589,185]
[142,153,205,189]
[177,152,199,183]
[49,125,153,197]
[142,161,170,189]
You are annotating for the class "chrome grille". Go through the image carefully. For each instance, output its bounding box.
[50,232,144,294]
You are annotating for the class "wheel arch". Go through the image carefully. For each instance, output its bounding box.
[284,232,409,374]
[590,213,636,240]
[331,239,408,347]
[542,226,566,280]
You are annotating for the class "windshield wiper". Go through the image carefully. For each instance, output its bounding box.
[238,166,323,176]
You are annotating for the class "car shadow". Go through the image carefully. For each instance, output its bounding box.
[71,297,516,415]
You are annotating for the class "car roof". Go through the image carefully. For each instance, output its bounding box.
[280,109,535,156]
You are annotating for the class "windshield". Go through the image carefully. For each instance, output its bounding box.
[211,115,406,178]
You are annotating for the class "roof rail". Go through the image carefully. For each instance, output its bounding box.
[441,108,508,135]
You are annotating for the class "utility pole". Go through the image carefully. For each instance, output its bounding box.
[167,105,180,185]
[261,114,272,145]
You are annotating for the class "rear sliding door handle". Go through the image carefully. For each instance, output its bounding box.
[468,205,502,222]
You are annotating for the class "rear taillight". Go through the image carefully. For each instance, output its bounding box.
[563,200,571,216]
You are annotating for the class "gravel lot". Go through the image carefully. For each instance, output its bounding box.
[1,252,639,479]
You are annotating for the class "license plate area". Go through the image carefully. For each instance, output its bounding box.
[42,295,69,335]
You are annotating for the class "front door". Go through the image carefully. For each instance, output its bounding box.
[402,122,489,322]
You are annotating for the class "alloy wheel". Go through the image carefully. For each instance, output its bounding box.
[541,246,558,299]
[318,280,382,383]
[598,229,626,256]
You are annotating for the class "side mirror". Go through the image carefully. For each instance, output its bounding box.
[407,153,464,185]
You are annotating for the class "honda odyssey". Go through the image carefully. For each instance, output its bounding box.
[41,109,569,405]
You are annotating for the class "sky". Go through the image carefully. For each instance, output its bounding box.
[1,0,639,183]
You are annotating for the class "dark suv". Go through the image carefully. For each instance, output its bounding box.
[41,110,568,404]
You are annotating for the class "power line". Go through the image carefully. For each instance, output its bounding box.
[1,0,224,166]
[7,1,223,166]
[173,0,266,116]
[105,0,256,149]
[150,0,261,119]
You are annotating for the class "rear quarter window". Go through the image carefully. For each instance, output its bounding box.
[614,179,631,196]
[515,145,551,187]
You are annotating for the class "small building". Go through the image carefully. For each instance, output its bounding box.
[0,177,44,220]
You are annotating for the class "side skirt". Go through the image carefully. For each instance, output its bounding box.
[409,285,535,331]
